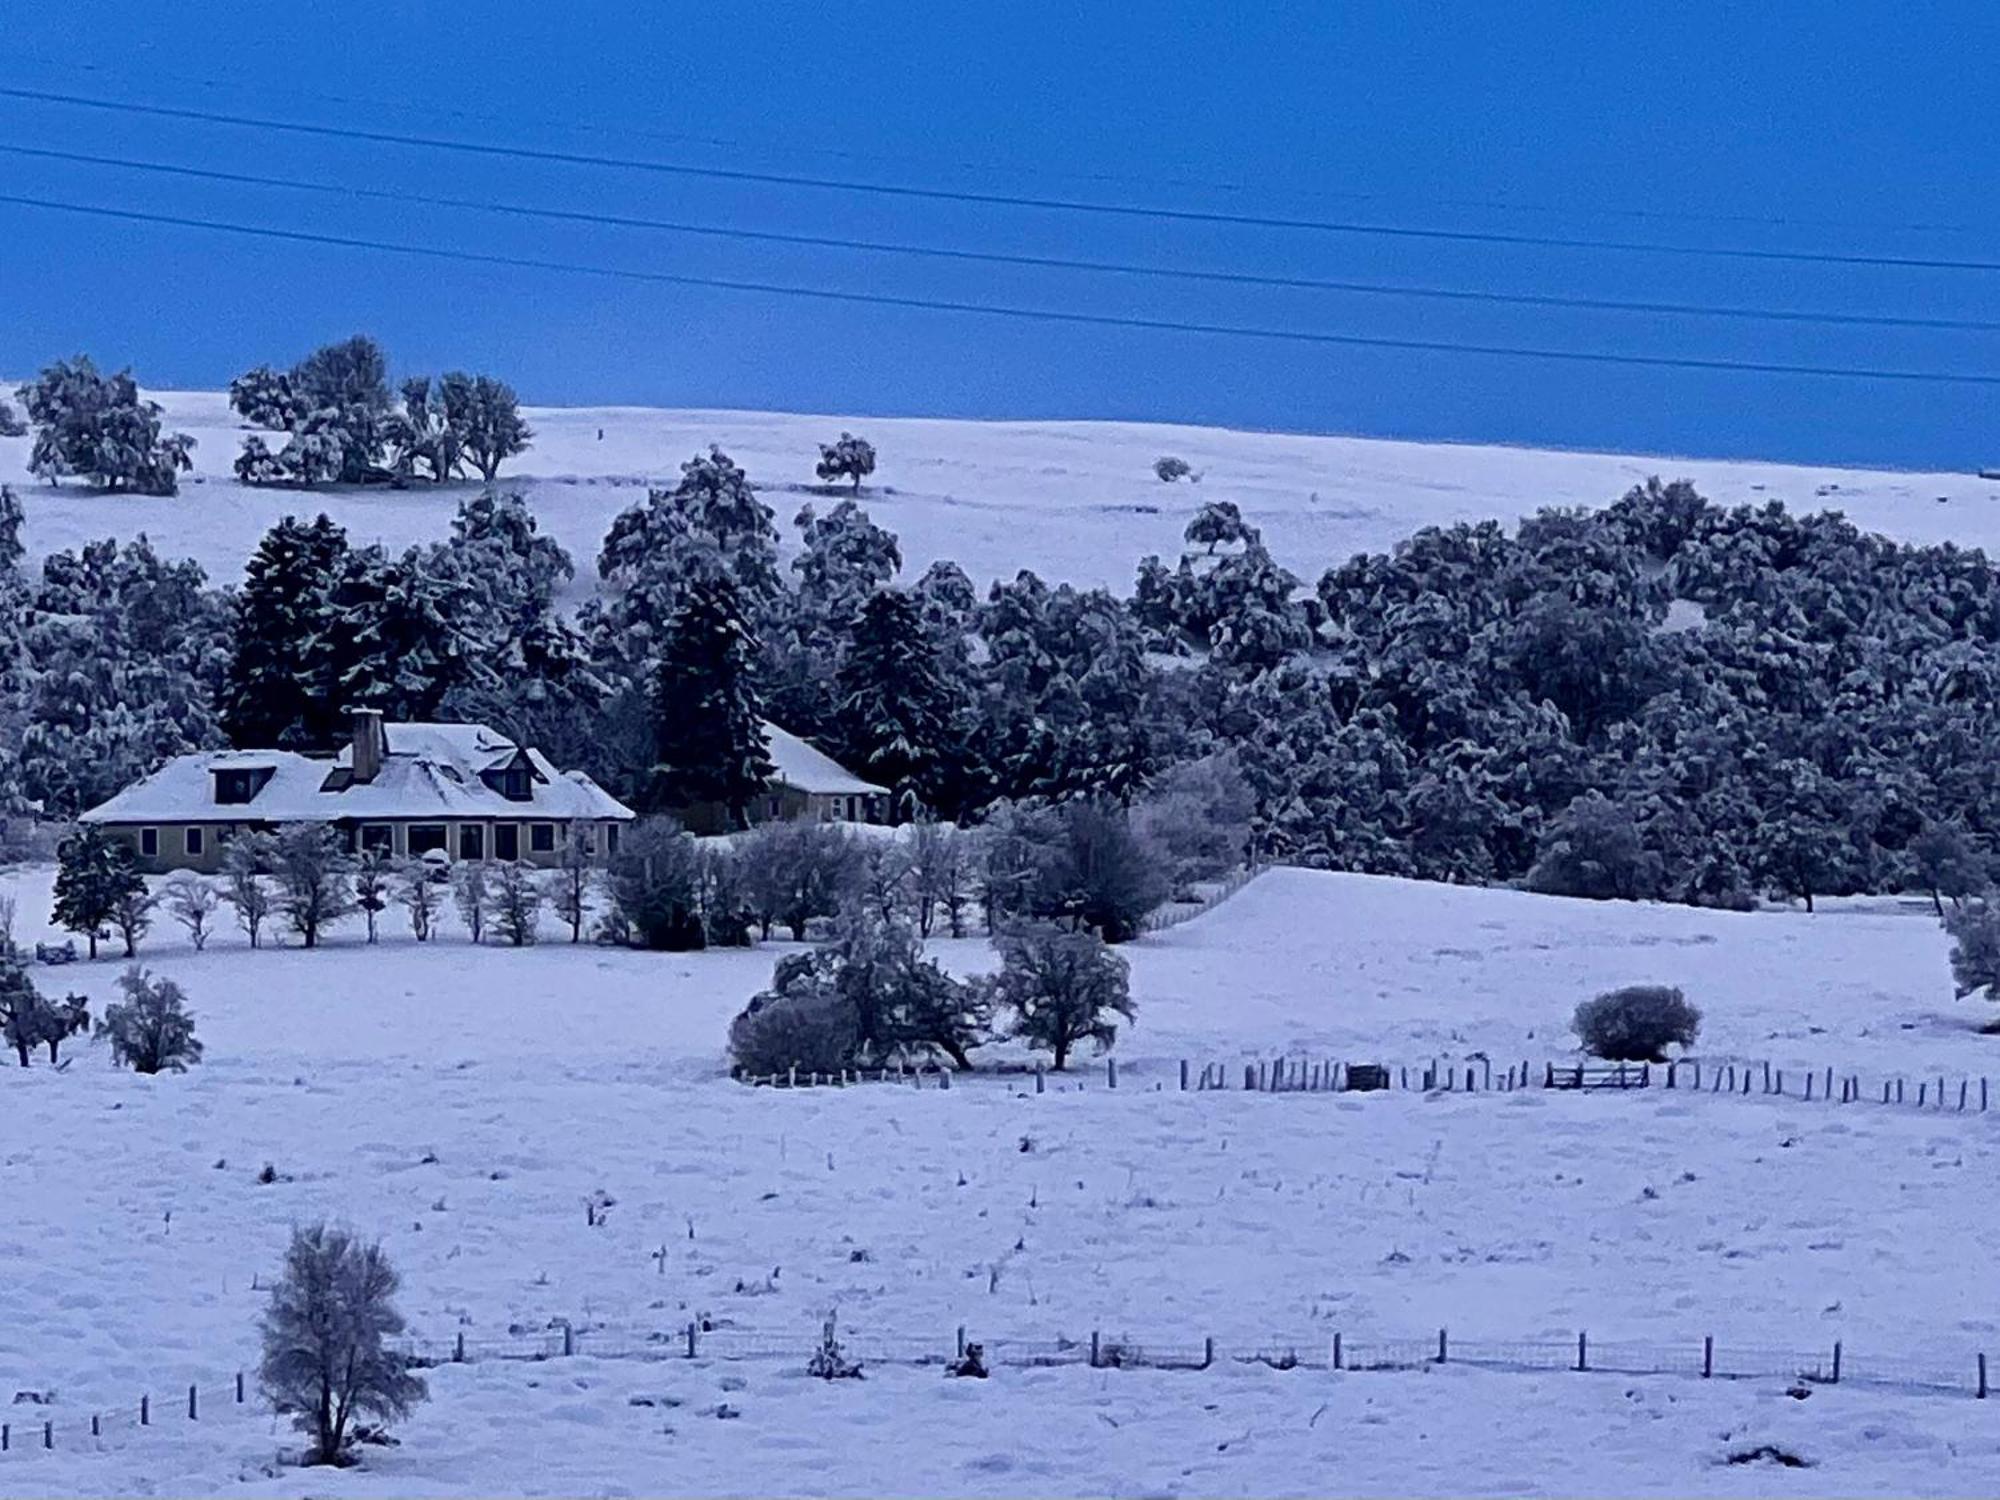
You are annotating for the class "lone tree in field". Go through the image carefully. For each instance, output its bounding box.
[990,924,1134,1070]
[1571,984,1701,1062]
[97,967,202,1074]
[1153,455,1191,483]
[259,1223,427,1467]
[53,824,147,960]
[17,355,195,495]
[0,959,90,1067]
[273,823,356,948]
[815,432,876,492]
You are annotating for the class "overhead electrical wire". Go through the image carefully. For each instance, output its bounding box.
[5,83,2000,274]
[5,142,1997,335]
[4,190,1997,385]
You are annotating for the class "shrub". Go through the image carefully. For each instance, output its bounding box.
[737,821,861,941]
[259,1223,427,1466]
[728,955,859,1076]
[163,873,221,951]
[1571,984,1700,1061]
[272,823,356,948]
[607,818,706,950]
[1946,899,2000,1004]
[1527,791,1661,902]
[1153,455,1192,483]
[489,861,544,947]
[0,959,90,1066]
[97,967,203,1074]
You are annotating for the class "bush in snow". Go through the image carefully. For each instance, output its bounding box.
[16,356,195,495]
[0,397,24,437]
[0,958,90,1066]
[1946,899,2000,1009]
[806,1313,863,1379]
[97,966,203,1074]
[490,861,544,946]
[814,432,876,492]
[1029,799,1169,943]
[989,923,1134,1071]
[259,1223,427,1466]
[1132,751,1254,892]
[1910,822,1986,917]
[1526,791,1661,902]
[1571,984,1700,1062]
[728,952,859,1077]
[163,872,220,951]
[1153,455,1192,483]
[272,823,356,948]
[607,817,707,950]
[221,833,276,949]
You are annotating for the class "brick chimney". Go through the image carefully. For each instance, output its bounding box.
[350,707,386,783]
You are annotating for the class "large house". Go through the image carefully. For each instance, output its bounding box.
[80,709,636,874]
[79,709,890,873]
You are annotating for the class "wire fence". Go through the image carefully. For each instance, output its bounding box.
[1137,863,1266,934]
[7,1313,1990,1463]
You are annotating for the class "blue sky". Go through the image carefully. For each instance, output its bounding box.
[2,2,1997,469]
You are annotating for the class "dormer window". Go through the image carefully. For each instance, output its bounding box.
[213,766,274,805]
[481,767,533,802]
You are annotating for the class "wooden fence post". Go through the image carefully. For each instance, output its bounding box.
[1775,1069,1783,1096]
[236,1371,245,1403]
[1666,1062,1677,1089]
[1985,1077,1991,1112]
[2,1423,9,1452]
[1961,1080,1970,1111]
[454,1331,465,1362]
[686,1322,698,1358]
[1544,1062,1554,1088]
[1805,1073,1814,1101]
[189,1384,198,1420]
[1576,1331,1588,1372]
[91,1414,100,1438]
[1831,1341,1841,1384]
[1702,1336,1713,1378]
[1332,1331,1343,1370]
[1980,1353,1989,1400]
[140,1395,149,1427]
[1107,1057,1117,1089]
[1090,1330,1101,1369]
[1437,1328,1448,1363]
[1824,1066,1833,1100]
[1691,1060,1701,1090]
[1202,1336,1215,1369]
[563,1324,575,1357]
[42,1421,51,1451]
[1179,1059,1189,1092]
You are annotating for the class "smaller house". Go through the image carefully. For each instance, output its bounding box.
[676,722,888,834]
[80,709,636,874]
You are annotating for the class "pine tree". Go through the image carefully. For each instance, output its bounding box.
[52,824,145,960]
[649,575,774,825]
[222,515,350,747]
[836,589,955,820]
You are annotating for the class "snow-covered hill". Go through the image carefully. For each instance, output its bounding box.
[3,863,1996,1495]
[5,390,1999,596]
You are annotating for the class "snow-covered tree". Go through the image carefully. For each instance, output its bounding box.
[1947,899,2000,1006]
[1153,455,1192,483]
[1909,822,1985,917]
[222,514,350,748]
[1131,751,1254,891]
[222,833,276,948]
[0,959,89,1066]
[989,923,1134,1070]
[258,1224,426,1466]
[230,336,395,487]
[547,836,594,943]
[648,574,774,825]
[906,819,974,938]
[814,432,876,491]
[736,821,861,941]
[107,873,156,957]
[52,824,145,959]
[164,873,220,951]
[1526,790,1661,901]
[97,966,202,1073]
[1572,984,1701,1061]
[452,860,490,945]
[16,356,194,495]
[352,850,392,943]
[395,858,442,942]
[439,371,531,481]
[0,484,24,570]
[0,396,24,437]
[490,861,543,946]
[836,588,958,820]
[272,824,355,948]
[606,818,708,950]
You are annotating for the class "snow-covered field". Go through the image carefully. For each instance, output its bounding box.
[4,864,1998,1495]
[6,391,2000,596]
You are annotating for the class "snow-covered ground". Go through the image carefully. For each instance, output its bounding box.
[5,391,2000,597]
[4,864,1998,1495]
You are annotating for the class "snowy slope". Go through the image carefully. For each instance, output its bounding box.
[2,864,1997,1495]
[4,390,1999,596]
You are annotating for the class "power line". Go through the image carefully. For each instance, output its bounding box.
[7,142,1998,335]
[3,190,1996,386]
[4,47,1983,239]
[5,83,2000,275]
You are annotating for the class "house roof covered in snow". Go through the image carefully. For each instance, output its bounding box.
[761,722,886,797]
[79,722,635,826]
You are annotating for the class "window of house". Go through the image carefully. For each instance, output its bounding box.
[605,824,620,855]
[459,825,485,860]
[360,825,394,853]
[184,826,205,857]
[767,796,782,818]
[494,823,520,861]
[140,827,159,857]
[530,823,556,853]
[408,824,447,855]
[212,767,273,805]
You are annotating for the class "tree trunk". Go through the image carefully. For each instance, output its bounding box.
[13,1040,28,1067]
[1931,887,1945,918]
[940,1039,973,1071]
[86,930,98,960]
[1052,1035,1070,1071]
[1803,890,1815,914]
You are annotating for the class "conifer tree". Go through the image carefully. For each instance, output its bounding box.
[649,575,774,826]
[836,588,956,820]
[53,824,146,959]
[222,515,350,747]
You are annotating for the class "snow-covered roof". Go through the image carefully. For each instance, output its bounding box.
[761,722,886,797]
[79,722,635,826]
